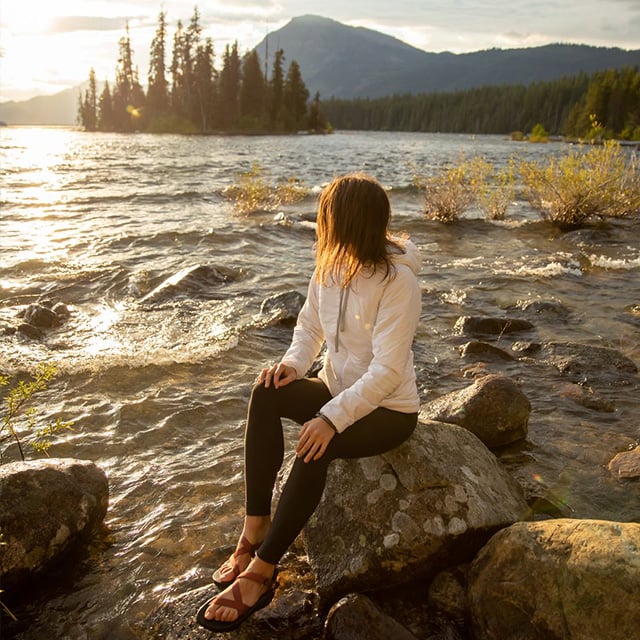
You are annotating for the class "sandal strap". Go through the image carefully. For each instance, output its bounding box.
[213,570,275,616]
[216,535,261,581]
[235,535,260,558]
[214,581,250,616]
[237,570,274,588]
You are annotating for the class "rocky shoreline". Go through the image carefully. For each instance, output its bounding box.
[1,295,639,639]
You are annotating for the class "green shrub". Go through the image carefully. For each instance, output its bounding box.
[413,156,517,222]
[520,140,640,229]
[223,162,309,213]
[529,123,549,143]
[413,157,493,222]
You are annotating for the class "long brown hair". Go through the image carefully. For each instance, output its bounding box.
[315,173,396,287]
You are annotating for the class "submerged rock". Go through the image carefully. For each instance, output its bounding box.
[0,458,109,590]
[140,264,229,303]
[556,381,615,412]
[458,341,515,361]
[468,519,640,640]
[419,374,530,448]
[454,316,534,337]
[23,303,64,329]
[608,445,640,480]
[259,290,306,326]
[302,419,528,607]
[539,341,638,382]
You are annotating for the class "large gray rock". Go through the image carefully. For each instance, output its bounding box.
[419,374,530,448]
[467,519,640,640]
[303,420,528,606]
[0,458,108,589]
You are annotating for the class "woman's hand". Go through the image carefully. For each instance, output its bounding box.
[257,362,297,389]
[296,416,336,463]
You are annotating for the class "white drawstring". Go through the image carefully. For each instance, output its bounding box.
[335,286,350,352]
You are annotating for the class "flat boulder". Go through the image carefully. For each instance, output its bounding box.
[302,420,528,606]
[0,458,109,589]
[468,519,640,640]
[419,374,530,448]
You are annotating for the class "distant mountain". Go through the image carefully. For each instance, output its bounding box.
[0,85,84,126]
[256,15,640,99]
[3,14,640,125]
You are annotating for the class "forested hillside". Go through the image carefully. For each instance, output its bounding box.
[321,67,640,139]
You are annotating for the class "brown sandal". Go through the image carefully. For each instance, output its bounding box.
[196,569,277,632]
[212,535,261,588]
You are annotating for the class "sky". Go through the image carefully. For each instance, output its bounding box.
[1,0,639,102]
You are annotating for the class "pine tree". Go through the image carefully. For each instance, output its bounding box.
[269,49,285,129]
[112,23,145,131]
[307,91,326,132]
[194,37,216,131]
[218,42,241,129]
[78,67,98,130]
[97,81,113,131]
[283,60,309,131]
[240,50,266,128]
[147,11,170,125]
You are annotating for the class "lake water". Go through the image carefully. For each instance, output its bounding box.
[1,128,639,638]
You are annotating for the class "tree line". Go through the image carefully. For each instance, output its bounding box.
[78,8,328,134]
[321,67,640,140]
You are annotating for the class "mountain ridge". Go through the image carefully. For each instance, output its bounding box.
[2,14,639,125]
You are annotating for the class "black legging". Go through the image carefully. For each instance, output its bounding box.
[244,377,417,565]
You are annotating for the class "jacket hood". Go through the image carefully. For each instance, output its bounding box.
[389,237,421,275]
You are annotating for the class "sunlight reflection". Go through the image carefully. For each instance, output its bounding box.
[83,304,123,357]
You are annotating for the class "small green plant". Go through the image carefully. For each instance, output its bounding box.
[223,162,309,214]
[414,156,492,222]
[520,140,640,229]
[0,363,73,463]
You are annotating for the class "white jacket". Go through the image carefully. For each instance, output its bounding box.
[282,238,422,432]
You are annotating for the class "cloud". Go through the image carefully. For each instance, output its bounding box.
[49,16,139,33]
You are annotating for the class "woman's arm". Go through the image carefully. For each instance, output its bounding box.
[279,274,326,379]
[319,266,421,432]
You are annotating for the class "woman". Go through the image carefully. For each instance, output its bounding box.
[196,173,422,632]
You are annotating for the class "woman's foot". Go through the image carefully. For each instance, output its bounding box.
[205,556,276,624]
[212,516,271,586]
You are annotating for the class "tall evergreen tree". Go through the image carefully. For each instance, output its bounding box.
[283,60,309,131]
[308,91,326,132]
[268,48,285,128]
[194,37,216,131]
[112,23,144,131]
[97,81,113,131]
[218,42,241,129]
[240,50,266,127]
[78,67,98,130]
[147,10,170,124]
